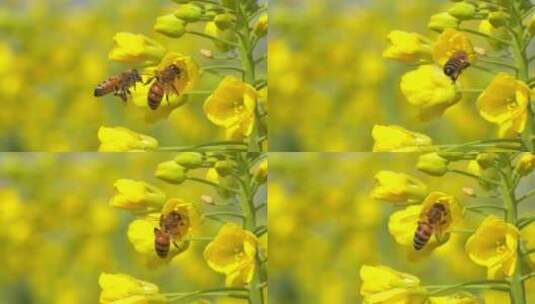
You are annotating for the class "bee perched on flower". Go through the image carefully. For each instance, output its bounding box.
[96,0,267,152]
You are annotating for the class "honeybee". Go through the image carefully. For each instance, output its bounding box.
[413,202,449,250]
[153,210,190,258]
[443,51,470,82]
[94,69,142,102]
[146,64,182,110]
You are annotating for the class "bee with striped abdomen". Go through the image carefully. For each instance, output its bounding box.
[413,202,449,250]
[94,69,142,102]
[154,210,190,258]
[146,64,182,110]
[443,51,470,82]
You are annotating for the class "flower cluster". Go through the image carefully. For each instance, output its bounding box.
[363,152,535,303]
[97,0,267,152]
[375,0,535,152]
[100,151,267,303]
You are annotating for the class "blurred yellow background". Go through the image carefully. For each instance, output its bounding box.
[269,0,497,151]
[269,153,535,303]
[0,153,266,303]
[0,0,247,151]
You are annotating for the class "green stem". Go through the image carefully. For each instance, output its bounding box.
[522,272,535,281]
[426,280,510,296]
[201,65,245,75]
[508,2,535,152]
[447,169,499,186]
[499,159,526,304]
[186,177,239,194]
[459,27,512,46]
[476,57,518,70]
[518,188,535,203]
[236,153,264,304]
[465,204,507,213]
[517,216,535,229]
[234,4,265,152]
[185,30,239,48]
[201,211,246,222]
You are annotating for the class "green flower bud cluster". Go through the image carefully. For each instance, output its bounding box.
[155,152,207,184]
[428,1,512,34]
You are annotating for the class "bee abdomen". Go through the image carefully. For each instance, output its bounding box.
[148,82,164,110]
[413,222,433,250]
[94,82,112,97]
[155,241,169,258]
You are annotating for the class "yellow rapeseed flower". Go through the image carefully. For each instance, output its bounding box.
[476,73,529,138]
[388,192,460,248]
[359,265,426,304]
[98,272,166,303]
[161,199,196,240]
[382,31,432,63]
[253,14,268,38]
[203,223,258,287]
[428,293,479,304]
[465,215,519,278]
[371,125,433,152]
[127,218,158,256]
[157,52,199,97]
[432,28,476,66]
[109,179,166,212]
[514,152,535,176]
[400,65,462,120]
[203,76,257,140]
[98,126,158,152]
[371,171,427,204]
[108,32,166,65]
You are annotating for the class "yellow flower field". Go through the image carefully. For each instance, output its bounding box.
[0,152,267,303]
[270,153,535,304]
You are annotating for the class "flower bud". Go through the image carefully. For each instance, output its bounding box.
[489,11,509,28]
[476,153,498,169]
[204,21,237,51]
[214,13,236,30]
[175,152,204,169]
[110,179,166,211]
[155,161,187,184]
[428,13,460,32]
[479,20,510,50]
[252,159,268,184]
[99,273,167,303]
[174,4,204,22]
[448,2,477,20]
[154,14,186,38]
[215,160,236,176]
[515,153,535,176]
[253,14,268,38]
[371,171,428,204]
[98,126,158,152]
[108,32,165,65]
[417,153,449,176]
[529,15,535,36]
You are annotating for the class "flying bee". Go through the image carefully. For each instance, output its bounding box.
[443,51,470,82]
[413,202,449,250]
[94,69,142,102]
[146,64,182,110]
[153,210,190,258]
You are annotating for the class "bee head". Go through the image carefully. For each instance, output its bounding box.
[132,69,142,82]
[169,64,181,75]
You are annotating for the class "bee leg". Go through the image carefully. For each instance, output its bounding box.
[144,77,155,85]
[171,83,180,95]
